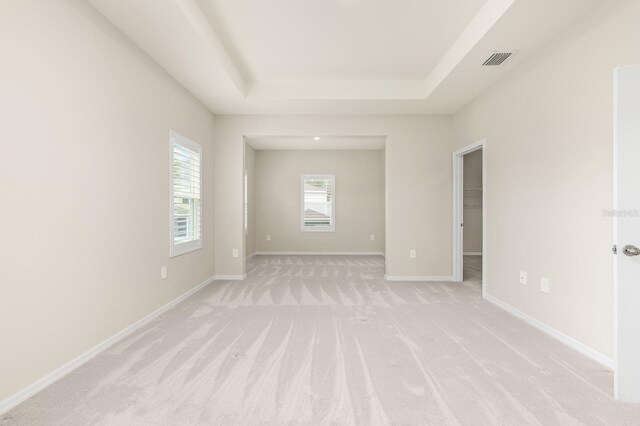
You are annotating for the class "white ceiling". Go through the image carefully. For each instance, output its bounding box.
[246,136,386,151]
[88,0,603,115]
[195,0,486,81]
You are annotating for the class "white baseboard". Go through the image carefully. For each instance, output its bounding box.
[254,251,385,256]
[0,274,215,416]
[245,253,256,261]
[214,275,245,281]
[484,294,614,369]
[384,275,453,282]
[463,252,482,256]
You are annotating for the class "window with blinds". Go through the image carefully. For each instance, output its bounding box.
[170,131,202,257]
[301,174,335,232]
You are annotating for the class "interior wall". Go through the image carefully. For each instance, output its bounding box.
[0,0,216,403]
[254,150,385,253]
[463,150,483,254]
[244,144,256,258]
[214,116,452,278]
[452,0,640,358]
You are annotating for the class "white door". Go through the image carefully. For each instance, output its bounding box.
[614,64,640,402]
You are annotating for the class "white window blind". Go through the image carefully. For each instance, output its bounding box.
[301,174,335,232]
[170,131,202,257]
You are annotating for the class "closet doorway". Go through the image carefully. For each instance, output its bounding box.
[452,140,485,294]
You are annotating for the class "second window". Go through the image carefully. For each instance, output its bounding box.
[301,174,335,232]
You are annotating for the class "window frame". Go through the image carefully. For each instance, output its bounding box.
[169,130,203,258]
[300,174,336,233]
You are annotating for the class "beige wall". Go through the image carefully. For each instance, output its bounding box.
[452,0,640,358]
[0,0,216,403]
[215,116,452,278]
[3,0,632,408]
[254,150,385,253]
[244,144,256,258]
[463,150,483,253]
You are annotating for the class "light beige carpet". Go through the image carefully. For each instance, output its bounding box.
[3,255,640,425]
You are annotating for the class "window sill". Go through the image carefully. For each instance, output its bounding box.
[301,227,335,233]
[170,241,202,258]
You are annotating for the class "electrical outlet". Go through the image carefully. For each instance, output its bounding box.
[161,266,167,280]
[370,234,375,241]
[519,271,527,285]
[409,249,417,259]
[232,249,239,258]
[266,234,271,241]
[541,278,550,293]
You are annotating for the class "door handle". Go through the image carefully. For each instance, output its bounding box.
[622,245,640,256]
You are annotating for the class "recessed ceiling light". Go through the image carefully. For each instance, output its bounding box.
[313,137,320,141]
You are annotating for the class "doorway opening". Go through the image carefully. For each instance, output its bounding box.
[242,135,387,277]
[452,140,486,295]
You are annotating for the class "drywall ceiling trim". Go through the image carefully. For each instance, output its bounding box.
[88,0,247,114]
[424,0,516,99]
[88,0,603,114]
[249,79,427,100]
[245,135,386,151]
[174,0,247,96]
[246,0,515,101]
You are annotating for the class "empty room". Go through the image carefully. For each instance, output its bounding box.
[2,0,640,424]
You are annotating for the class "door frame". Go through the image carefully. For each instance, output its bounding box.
[452,139,487,296]
[613,66,620,400]
[613,65,640,402]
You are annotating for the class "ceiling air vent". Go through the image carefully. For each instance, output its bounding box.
[482,52,514,66]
